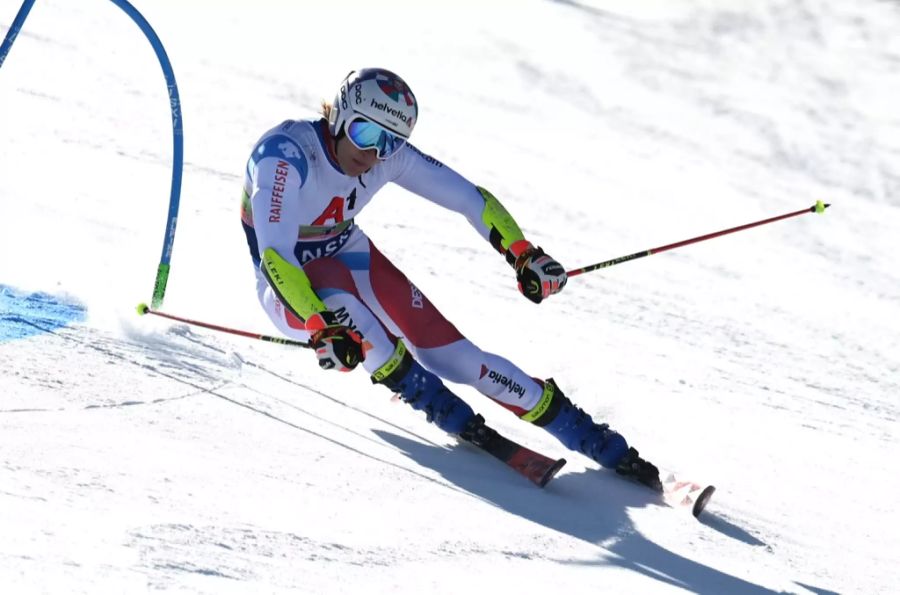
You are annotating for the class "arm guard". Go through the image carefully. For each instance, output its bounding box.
[477,186,531,265]
[261,247,328,324]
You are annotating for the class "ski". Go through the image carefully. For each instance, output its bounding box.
[660,473,716,518]
[614,447,714,518]
[459,416,566,488]
[614,472,715,518]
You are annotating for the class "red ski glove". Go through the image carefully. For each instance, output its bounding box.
[307,312,364,372]
[513,245,568,304]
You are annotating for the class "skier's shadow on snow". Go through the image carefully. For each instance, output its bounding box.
[374,430,786,595]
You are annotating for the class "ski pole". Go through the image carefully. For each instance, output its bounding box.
[567,201,830,278]
[136,303,312,349]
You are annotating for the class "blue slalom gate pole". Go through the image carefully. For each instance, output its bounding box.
[0,0,37,69]
[2,0,184,310]
[108,0,184,309]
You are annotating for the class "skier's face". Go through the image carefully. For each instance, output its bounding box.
[335,135,379,177]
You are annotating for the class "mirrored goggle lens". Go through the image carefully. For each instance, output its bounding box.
[346,118,405,159]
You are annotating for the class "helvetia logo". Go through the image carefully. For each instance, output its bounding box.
[369,98,413,127]
[484,369,526,398]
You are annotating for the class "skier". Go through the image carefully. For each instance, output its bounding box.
[241,67,660,489]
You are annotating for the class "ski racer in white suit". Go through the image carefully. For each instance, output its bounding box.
[241,68,660,486]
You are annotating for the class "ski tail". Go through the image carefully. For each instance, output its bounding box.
[505,446,567,487]
[460,416,566,487]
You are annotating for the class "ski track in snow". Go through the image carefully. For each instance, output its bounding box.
[3,0,900,593]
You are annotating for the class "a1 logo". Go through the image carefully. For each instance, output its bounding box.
[311,188,357,226]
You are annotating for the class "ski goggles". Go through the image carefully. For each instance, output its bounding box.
[345,117,406,159]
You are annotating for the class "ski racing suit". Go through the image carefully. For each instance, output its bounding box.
[241,118,628,468]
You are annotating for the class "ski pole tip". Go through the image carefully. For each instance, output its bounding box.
[136,302,150,316]
[814,200,829,214]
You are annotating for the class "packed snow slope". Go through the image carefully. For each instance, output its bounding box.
[2,0,898,593]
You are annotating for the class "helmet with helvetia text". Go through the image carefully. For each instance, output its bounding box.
[328,68,418,141]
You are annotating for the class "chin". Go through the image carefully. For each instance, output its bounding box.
[351,163,374,176]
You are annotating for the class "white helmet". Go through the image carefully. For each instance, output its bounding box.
[328,68,418,140]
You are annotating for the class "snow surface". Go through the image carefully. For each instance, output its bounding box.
[2,0,899,593]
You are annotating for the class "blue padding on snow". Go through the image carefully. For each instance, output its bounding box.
[0,285,86,342]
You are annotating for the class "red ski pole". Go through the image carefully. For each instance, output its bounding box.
[567,201,830,278]
[136,303,311,349]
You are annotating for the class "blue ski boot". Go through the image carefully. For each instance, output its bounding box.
[371,341,475,435]
[525,378,629,469]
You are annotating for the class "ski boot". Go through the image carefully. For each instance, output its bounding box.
[525,378,628,468]
[372,341,475,435]
[615,447,663,492]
